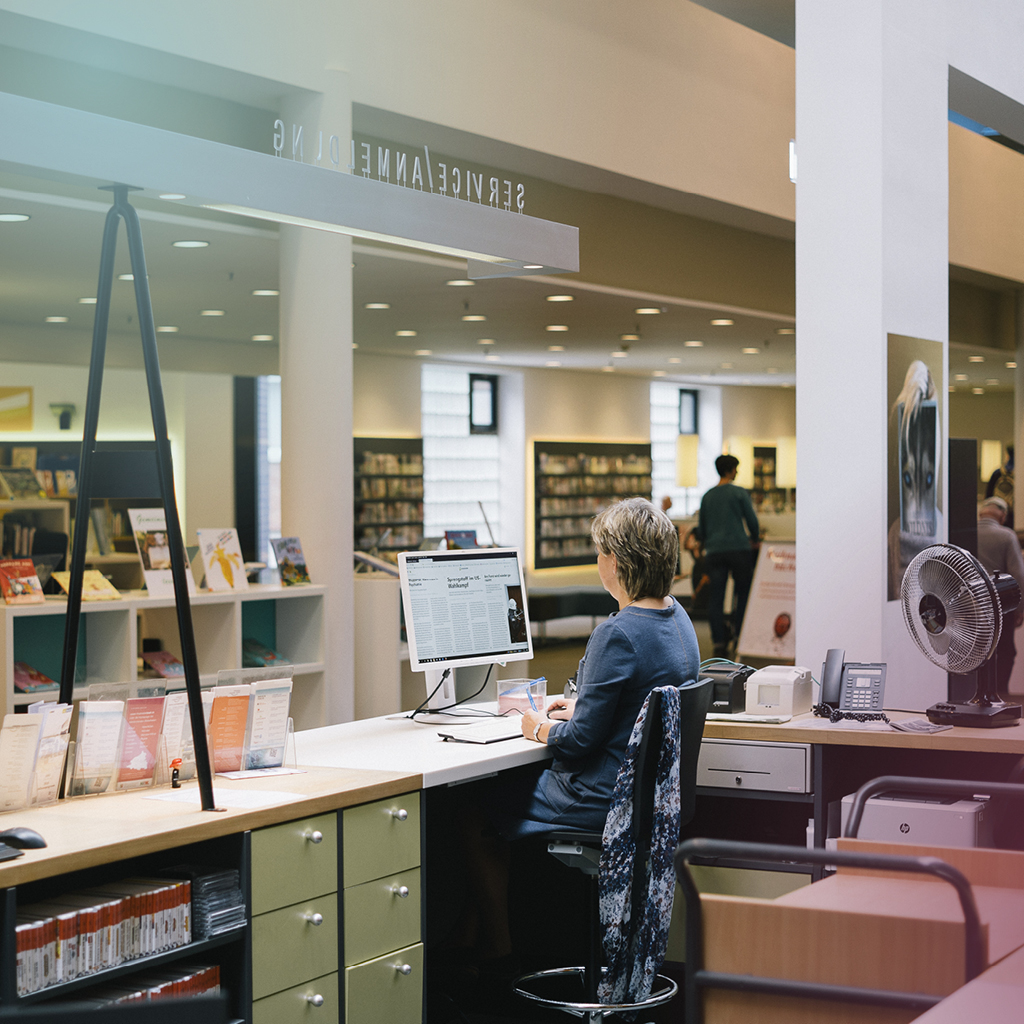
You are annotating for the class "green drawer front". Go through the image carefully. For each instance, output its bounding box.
[252,972,339,1024]
[344,868,421,966]
[251,812,338,915]
[252,893,339,1000]
[343,793,420,887]
[345,943,423,1024]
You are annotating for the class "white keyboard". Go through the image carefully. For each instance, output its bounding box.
[437,717,525,743]
[705,712,792,724]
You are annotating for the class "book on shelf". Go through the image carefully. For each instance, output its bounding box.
[0,465,46,499]
[1,518,37,559]
[52,568,122,601]
[128,508,196,598]
[90,507,112,555]
[242,636,292,668]
[115,696,166,791]
[0,713,43,811]
[0,557,45,604]
[13,661,57,693]
[10,446,37,470]
[445,528,478,549]
[140,650,185,678]
[270,535,311,585]
[196,527,248,591]
[27,701,73,805]
[69,700,125,796]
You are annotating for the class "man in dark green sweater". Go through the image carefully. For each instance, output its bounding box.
[695,454,760,657]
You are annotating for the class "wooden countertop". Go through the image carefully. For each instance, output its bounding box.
[0,765,420,886]
[703,711,1024,754]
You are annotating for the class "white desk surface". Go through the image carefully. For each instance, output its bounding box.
[295,706,552,787]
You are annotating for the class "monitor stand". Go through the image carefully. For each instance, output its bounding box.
[409,667,491,725]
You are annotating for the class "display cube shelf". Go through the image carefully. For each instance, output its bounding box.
[354,437,424,556]
[0,584,327,730]
[533,441,652,569]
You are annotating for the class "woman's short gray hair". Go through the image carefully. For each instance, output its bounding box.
[591,497,678,601]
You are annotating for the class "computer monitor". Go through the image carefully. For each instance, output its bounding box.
[398,547,534,720]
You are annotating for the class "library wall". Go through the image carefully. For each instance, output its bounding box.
[949,391,1014,447]
[352,353,422,437]
[522,368,652,442]
[721,385,796,438]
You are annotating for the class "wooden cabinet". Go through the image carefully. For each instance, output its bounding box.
[353,438,424,559]
[533,441,653,568]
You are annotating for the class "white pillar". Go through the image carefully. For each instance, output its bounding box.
[279,70,354,726]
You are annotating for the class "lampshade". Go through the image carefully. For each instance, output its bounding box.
[676,434,700,488]
[981,439,1003,482]
[776,436,797,489]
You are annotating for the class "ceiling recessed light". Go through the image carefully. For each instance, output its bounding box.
[523,264,543,270]
[252,334,274,342]
[158,193,186,201]
[652,370,667,377]
[548,345,565,352]
[477,338,496,346]
[668,357,682,364]
[446,279,475,287]
[252,289,279,297]
[711,319,734,326]
[364,302,390,309]
[118,273,134,281]
[45,316,68,323]
[352,342,358,349]
[1006,361,1017,369]
[546,360,561,367]
[968,355,985,363]
[172,240,209,248]
[396,330,418,337]
[611,351,628,359]
[201,309,225,316]
[79,297,97,304]
[0,213,30,222]
[601,366,615,373]
[948,385,956,392]
[620,334,640,342]
[415,349,432,356]
[635,307,661,315]
[684,340,704,347]
[776,327,795,335]
[742,347,760,354]
[462,314,487,321]
[485,353,500,361]
[721,362,734,369]
[972,387,985,394]
[954,374,969,381]
[986,378,1000,385]
[546,325,568,332]
[546,294,574,302]
[156,325,179,333]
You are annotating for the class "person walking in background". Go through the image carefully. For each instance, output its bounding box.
[976,496,1024,698]
[985,446,1014,530]
[695,454,759,657]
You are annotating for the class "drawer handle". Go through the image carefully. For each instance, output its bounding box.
[391,808,408,821]
[391,885,410,899]
[306,993,325,1007]
[305,912,324,926]
[305,829,324,844]
[394,963,413,976]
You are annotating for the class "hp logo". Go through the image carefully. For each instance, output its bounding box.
[899,822,911,834]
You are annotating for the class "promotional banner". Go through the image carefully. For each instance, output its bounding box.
[737,542,796,660]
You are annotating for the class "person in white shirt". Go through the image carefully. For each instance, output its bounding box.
[976,496,1024,697]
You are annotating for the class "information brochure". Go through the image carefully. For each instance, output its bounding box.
[128,509,196,598]
[71,701,125,796]
[26,701,73,805]
[115,696,167,791]
[0,714,43,810]
[197,528,248,591]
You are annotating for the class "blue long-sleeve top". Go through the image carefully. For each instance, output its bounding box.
[544,600,700,811]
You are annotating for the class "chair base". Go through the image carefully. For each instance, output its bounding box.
[512,965,678,1023]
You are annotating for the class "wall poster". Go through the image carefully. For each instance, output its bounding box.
[887,334,944,602]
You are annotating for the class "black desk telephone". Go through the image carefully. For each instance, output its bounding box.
[821,649,887,712]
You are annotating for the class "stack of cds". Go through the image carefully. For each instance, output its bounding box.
[191,870,245,940]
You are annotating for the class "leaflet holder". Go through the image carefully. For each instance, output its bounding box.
[56,184,217,813]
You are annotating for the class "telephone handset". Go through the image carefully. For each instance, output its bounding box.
[820,648,887,712]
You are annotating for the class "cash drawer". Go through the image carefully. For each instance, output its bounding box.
[697,739,811,793]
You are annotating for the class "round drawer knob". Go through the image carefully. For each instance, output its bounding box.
[391,808,408,821]
[305,829,324,844]
[395,963,413,976]
[391,885,410,899]
[735,776,742,786]
[305,912,324,926]
[306,993,325,1007]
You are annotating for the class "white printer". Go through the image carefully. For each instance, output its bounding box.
[840,790,993,848]
[745,665,813,717]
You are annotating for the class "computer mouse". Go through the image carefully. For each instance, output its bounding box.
[0,826,47,849]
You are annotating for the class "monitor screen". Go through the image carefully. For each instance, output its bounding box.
[398,547,534,673]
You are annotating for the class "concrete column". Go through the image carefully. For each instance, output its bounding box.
[279,70,354,726]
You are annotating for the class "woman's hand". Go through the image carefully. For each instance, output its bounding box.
[521,709,543,740]
[544,698,576,720]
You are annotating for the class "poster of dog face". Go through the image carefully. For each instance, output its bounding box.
[887,335,944,602]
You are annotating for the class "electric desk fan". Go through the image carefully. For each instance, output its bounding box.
[901,543,1023,726]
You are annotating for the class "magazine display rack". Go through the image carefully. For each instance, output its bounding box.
[533,441,653,568]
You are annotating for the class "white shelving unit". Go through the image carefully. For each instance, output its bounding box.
[0,583,328,730]
[0,498,70,555]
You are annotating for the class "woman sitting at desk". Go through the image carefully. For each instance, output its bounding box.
[455,498,700,971]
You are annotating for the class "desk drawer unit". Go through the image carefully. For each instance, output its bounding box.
[252,972,340,1024]
[251,811,338,914]
[343,794,422,1024]
[698,739,811,794]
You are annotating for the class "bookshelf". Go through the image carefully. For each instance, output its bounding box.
[353,437,424,559]
[0,585,327,730]
[0,500,70,562]
[533,441,653,569]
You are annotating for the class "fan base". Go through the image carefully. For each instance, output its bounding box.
[926,701,1022,728]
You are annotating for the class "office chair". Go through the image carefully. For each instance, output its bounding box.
[513,677,712,1023]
